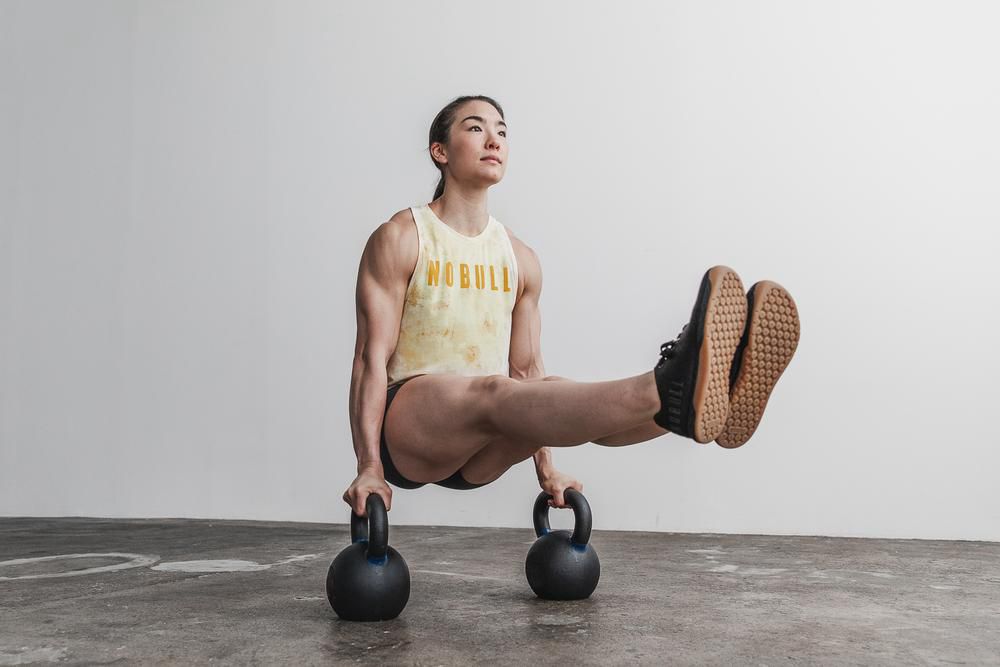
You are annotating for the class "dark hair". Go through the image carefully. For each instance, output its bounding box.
[428,95,505,200]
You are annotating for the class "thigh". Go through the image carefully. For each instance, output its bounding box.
[456,374,567,485]
[456,430,546,485]
[383,373,500,483]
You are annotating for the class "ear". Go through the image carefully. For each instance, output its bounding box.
[431,142,448,165]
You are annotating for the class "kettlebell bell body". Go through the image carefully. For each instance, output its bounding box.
[327,493,410,621]
[525,488,600,600]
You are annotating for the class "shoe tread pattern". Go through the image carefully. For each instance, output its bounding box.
[693,267,749,443]
[715,281,800,448]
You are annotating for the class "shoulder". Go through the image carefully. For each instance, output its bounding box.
[386,207,418,235]
[362,208,418,278]
[501,223,541,302]
[369,208,418,251]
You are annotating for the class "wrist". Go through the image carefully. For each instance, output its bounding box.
[358,460,383,475]
[534,461,555,480]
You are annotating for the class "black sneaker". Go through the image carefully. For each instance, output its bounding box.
[653,265,748,443]
[715,280,800,448]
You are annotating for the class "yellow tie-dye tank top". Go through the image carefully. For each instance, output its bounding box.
[385,203,519,388]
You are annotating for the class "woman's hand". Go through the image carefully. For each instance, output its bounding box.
[343,467,393,517]
[538,468,584,508]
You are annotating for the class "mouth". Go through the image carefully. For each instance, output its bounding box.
[481,157,502,164]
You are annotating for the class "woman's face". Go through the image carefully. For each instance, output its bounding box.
[438,101,508,187]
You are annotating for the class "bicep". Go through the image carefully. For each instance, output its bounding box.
[508,247,543,376]
[355,223,409,367]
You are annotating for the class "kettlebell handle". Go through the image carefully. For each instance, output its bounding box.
[349,492,389,561]
[532,488,592,546]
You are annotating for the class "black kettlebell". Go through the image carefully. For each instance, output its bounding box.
[326,492,409,621]
[524,488,600,600]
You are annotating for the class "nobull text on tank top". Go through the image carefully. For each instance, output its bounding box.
[385,203,519,387]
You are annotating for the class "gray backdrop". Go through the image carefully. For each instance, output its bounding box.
[2,1,997,540]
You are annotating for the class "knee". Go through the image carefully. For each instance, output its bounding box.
[480,373,516,399]
[476,374,516,433]
[480,373,566,408]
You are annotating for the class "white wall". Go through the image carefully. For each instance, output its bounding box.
[2,1,998,541]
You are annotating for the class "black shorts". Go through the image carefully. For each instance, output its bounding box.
[380,374,488,491]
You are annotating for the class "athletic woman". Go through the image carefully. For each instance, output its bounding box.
[343,95,800,517]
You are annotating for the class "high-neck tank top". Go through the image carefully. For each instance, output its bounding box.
[385,203,520,387]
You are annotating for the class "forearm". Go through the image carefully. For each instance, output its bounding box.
[349,357,388,475]
[533,447,555,478]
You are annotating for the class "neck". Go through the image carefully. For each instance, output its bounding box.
[430,188,490,236]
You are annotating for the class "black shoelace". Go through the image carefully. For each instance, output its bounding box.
[657,323,689,366]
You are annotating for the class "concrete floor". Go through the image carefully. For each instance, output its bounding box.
[1,518,998,665]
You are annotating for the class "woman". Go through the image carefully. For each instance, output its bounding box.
[343,95,800,517]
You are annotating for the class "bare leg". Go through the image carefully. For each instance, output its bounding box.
[590,420,670,446]
[455,375,668,484]
[529,375,670,446]
[488,371,661,448]
[383,370,662,485]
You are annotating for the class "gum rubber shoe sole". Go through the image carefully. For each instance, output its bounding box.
[691,266,749,443]
[715,280,800,448]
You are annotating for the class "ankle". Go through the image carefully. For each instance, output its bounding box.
[638,371,662,418]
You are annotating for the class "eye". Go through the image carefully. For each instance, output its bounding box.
[470,126,506,137]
